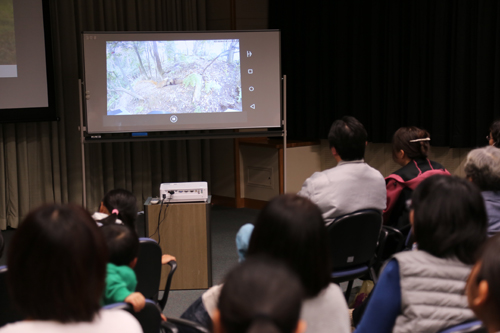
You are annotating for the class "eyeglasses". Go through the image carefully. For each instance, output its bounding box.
[487,135,491,141]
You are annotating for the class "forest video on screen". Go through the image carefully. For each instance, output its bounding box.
[106,39,242,115]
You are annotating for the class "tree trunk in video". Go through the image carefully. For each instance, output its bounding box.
[152,41,164,78]
[133,42,149,79]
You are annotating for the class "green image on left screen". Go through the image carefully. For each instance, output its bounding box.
[0,0,16,65]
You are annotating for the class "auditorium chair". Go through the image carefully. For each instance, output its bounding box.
[135,237,177,310]
[371,225,405,275]
[327,209,382,301]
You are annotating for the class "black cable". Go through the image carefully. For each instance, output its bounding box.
[158,199,172,246]
[148,198,164,239]
[149,194,171,246]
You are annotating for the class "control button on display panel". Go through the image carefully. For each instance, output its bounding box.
[250,104,256,109]
[170,115,178,123]
[248,69,253,74]
[249,86,254,91]
[247,51,252,57]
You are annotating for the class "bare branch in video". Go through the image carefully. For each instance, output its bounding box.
[106,39,242,115]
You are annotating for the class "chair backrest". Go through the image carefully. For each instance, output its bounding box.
[103,300,161,333]
[378,225,405,262]
[438,320,486,333]
[0,266,24,327]
[135,237,177,310]
[327,210,382,270]
[135,238,163,300]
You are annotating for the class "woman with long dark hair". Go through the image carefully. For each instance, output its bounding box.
[183,194,350,333]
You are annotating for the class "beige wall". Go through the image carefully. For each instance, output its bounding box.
[209,139,472,200]
[286,145,322,193]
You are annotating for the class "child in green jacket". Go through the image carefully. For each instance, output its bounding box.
[101,224,145,312]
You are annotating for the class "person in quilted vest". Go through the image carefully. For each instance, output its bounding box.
[356,175,487,333]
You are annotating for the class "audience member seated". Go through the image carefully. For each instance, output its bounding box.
[212,257,306,333]
[384,126,449,230]
[467,233,500,333]
[100,224,146,313]
[235,223,254,262]
[93,189,176,265]
[235,116,386,258]
[298,116,386,226]
[1,204,141,333]
[355,175,487,333]
[183,194,351,333]
[488,120,500,148]
[464,146,500,236]
[92,189,138,230]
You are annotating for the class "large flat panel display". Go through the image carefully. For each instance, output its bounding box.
[83,30,281,134]
[0,0,56,122]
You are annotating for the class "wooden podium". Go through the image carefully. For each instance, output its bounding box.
[144,197,212,290]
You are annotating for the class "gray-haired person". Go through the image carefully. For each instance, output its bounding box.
[464,145,500,236]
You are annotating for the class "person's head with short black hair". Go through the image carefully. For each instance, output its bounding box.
[101,224,139,267]
[247,194,331,298]
[7,204,107,323]
[391,126,431,165]
[467,234,500,332]
[464,146,500,191]
[411,175,487,265]
[489,120,500,148]
[327,116,367,161]
[99,189,137,230]
[214,257,306,333]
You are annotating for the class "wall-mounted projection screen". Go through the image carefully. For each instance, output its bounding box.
[82,30,281,134]
[0,0,56,122]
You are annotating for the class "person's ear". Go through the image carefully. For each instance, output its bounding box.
[409,209,414,226]
[212,309,224,333]
[397,149,405,159]
[295,319,307,333]
[365,141,368,146]
[129,257,138,269]
[331,147,337,156]
[472,280,490,307]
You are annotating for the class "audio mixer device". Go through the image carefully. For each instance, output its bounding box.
[159,181,208,203]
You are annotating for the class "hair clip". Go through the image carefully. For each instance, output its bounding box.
[409,138,431,143]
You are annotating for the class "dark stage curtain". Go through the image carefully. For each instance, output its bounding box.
[270,0,500,147]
